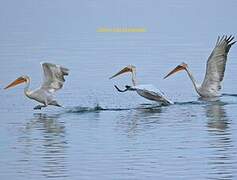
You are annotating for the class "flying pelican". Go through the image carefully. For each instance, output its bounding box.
[109,65,173,105]
[164,35,236,98]
[4,62,69,110]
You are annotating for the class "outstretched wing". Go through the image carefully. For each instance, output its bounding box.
[41,62,69,93]
[201,35,235,92]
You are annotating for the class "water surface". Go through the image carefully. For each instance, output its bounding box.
[0,0,237,179]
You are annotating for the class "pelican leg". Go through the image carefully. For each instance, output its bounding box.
[33,105,46,110]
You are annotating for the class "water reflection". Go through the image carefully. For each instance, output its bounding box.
[205,101,229,131]
[204,101,234,180]
[116,105,165,136]
[17,113,68,179]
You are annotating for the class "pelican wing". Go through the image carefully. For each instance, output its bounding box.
[133,84,173,105]
[201,35,235,91]
[41,62,69,93]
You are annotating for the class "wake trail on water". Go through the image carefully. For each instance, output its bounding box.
[61,93,237,113]
[222,93,237,97]
[64,104,131,113]
[36,99,237,115]
[63,101,218,113]
[174,101,206,105]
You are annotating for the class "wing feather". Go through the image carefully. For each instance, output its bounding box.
[133,84,173,105]
[41,62,69,93]
[201,35,235,91]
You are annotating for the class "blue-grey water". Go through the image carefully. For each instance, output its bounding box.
[1,0,237,179]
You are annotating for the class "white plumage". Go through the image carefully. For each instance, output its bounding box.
[110,65,173,105]
[201,36,235,96]
[131,84,173,105]
[4,62,69,109]
[41,63,69,93]
[165,35,236,97]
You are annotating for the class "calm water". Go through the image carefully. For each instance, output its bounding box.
[1,0,237,179]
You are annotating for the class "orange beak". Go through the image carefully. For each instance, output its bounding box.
[164,65,186,79]
[4,77,27,89]
[109,67,132,79]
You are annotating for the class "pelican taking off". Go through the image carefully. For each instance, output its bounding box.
[110,65,173,105]
[164,35,236,97]
[4,62,69,110]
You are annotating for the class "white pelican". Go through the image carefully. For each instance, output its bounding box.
[109,65,173,105]
[164,35,236,98]
[4,62,69,110]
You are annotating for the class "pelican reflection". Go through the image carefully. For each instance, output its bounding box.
[204,100,234,180]
[18,113,68,179]
[205,100,229,131]
[116,104,165,136]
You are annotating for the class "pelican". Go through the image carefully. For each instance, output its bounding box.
[109,65,173,105]
[164,35,236,98]
[4,62,69,110]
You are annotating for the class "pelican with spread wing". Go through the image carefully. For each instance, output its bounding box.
[4,62,69,110]
[164,35,236,98]
[110,65,173,105]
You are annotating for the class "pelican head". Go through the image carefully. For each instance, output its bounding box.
[164,62,188,79]
[109,65,136,79]
[4,75,29,89]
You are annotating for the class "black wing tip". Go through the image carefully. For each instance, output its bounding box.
[230,40,236,46]
[225,35,235,44]
[63,72,69,76]
[217,35,235,46]
[41,62,52,66]
[61,67,69,76]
